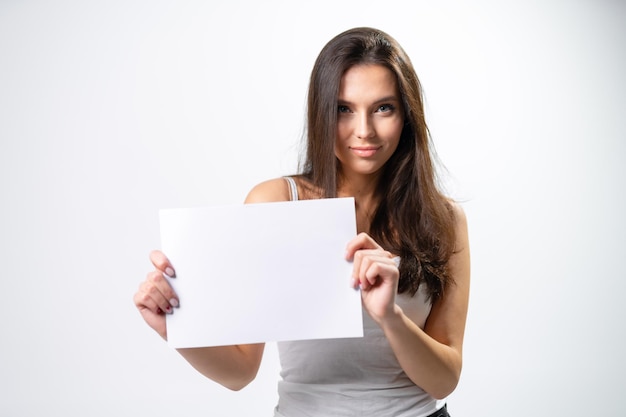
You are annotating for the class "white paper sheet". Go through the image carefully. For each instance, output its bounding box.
[159,197,363,348]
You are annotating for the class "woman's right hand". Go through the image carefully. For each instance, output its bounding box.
[133,250,180,340]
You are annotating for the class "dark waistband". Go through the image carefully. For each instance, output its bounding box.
[426,403,449,417]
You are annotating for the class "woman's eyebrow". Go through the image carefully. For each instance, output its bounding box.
[337,95,400,105]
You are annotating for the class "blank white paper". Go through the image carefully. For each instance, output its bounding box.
[159,197,363,348]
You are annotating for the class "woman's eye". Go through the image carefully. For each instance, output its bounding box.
[338,105,351,113]
[377,104,395,113]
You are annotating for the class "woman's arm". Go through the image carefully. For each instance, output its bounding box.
[133,178,292,390]
[176,344,266,391]
[346,203,470,399]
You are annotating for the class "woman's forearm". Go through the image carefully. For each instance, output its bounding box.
[176,343,265,391]
[380,307,462,399]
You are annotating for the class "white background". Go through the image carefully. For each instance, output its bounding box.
[1,0,624,415]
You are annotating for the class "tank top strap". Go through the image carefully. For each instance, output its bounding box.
[284,176,299,201]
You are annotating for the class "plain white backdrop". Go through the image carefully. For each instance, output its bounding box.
[1,0,624,415]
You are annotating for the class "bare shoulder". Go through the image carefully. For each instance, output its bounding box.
[447,200,468,239]
[448,200,467,229]
[446,199,470,267]
[244,177,291,204]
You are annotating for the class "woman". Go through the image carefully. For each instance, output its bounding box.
[134,27,470,417]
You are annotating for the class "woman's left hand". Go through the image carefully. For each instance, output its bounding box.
[345,232,399,323]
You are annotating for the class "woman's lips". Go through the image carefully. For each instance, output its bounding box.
[350,146,381,157]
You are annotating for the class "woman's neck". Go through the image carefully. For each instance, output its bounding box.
[337,171,381,234]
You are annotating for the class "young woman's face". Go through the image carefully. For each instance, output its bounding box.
[335,64,404,179]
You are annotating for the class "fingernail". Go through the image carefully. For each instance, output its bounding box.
[165,305,173,314]
[169,298,179,308]
[165,267,175,277]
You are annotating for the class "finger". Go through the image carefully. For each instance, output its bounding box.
[363,261,399,292]
[345,232,383,260]
[352,249,380,288]
[145,270,179,312]
[360,255,387,290]
[133,288,168,315]
[353,249,393,276]
[138,280,173,314]
[352,249,375,289]
[354,252,396,290]
[363,259,390,286]
[150,250,176,278]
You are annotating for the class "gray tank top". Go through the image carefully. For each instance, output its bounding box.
[274,178,445,417]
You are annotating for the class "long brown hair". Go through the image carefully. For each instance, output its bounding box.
[300,27,456,302]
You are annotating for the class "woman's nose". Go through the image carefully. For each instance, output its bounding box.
[355,113,375,140]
